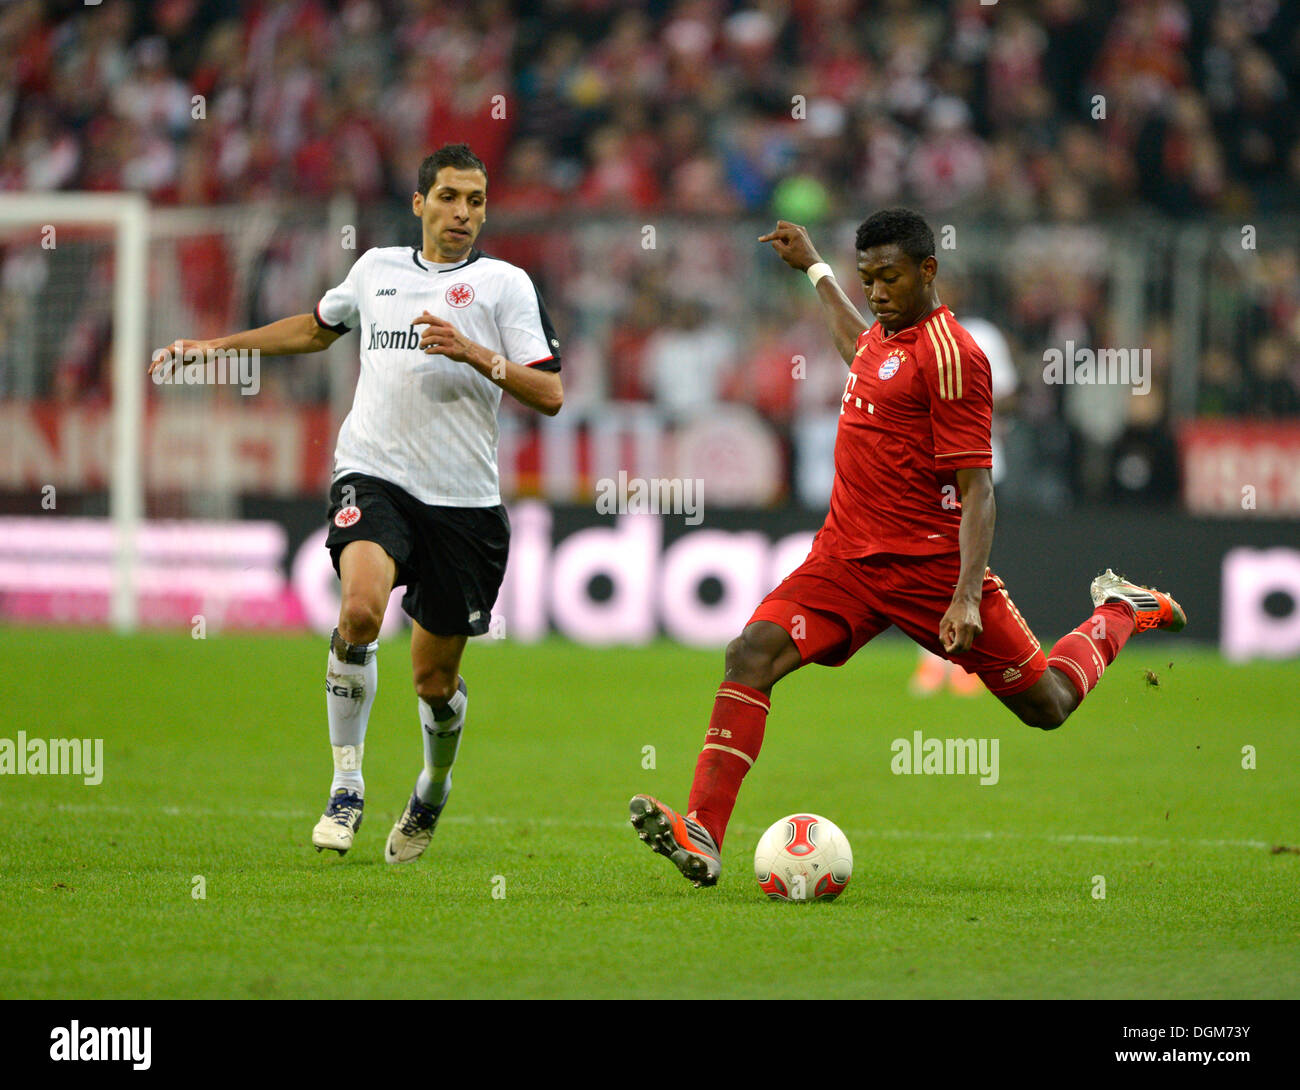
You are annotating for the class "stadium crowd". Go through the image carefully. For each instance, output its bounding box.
[1,0,1298,506]
[4,0,1298,217]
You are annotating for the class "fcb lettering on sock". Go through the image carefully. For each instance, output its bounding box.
[688,682,770,848]
[1047,602,1136,701]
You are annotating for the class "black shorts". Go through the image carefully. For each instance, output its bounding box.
[324,473,509,637]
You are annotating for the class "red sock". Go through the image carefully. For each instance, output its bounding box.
[687,682,769,847]
[1046,603,1136,702]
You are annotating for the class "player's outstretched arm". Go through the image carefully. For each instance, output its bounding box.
[940,466,995,655]
[412,312,563,417]
[148,313,341,375]
[759,220,868,366]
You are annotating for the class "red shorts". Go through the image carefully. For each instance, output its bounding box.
[748,551,1046,696]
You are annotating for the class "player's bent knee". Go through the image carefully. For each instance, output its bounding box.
[414,670,457,707]
[724,625,794,691]
[1006,669,1078,730]
[724,634,768,689]
[338,595,385,645]
[1018,699,1070,730]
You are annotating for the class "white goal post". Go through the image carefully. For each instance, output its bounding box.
[0,192,148,632]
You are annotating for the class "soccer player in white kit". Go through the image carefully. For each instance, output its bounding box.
[149,144,563,863]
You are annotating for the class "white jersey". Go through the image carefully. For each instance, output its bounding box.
[316,246,560,506]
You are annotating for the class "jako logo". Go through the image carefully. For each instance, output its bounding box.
[375,288,396,296]
[367,324,421,350]
[50,1022,151,1071]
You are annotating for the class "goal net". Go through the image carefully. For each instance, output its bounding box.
[0,193,356,633]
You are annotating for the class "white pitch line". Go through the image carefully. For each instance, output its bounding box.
[10,801,1277,851]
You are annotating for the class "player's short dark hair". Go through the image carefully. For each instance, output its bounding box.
[418,144,488,196]
[855,208,935,265]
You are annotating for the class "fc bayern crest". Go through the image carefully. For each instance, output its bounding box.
[879,351,906,380]
[446,282,474,308]
[334,505,361,528]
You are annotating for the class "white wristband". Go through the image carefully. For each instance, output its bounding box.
[807,262,834,287]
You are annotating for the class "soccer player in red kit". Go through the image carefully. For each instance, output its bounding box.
[629,208,1185,887]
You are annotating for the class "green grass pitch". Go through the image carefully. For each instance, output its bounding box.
[2,626,1297,999]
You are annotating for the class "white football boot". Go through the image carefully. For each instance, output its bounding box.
[312,789,364,855]
[385,791,447,865]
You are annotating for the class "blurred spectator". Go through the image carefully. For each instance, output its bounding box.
[578,125,660,210]
[906,97,987,210]
[644,300,738,420]
[1135,90,1226,215]
[1111,320,1178,503]
[1247,334,1300,415]
[725,311,806,422]
[111,37,191,138]
[1215,48,1293,198]
[606,281,665,402]
[1197,346,1248,416]
[492,137,566,212]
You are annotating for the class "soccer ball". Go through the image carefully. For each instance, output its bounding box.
[754,813,853,902]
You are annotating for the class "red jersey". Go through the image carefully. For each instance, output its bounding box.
[812,305,993,559]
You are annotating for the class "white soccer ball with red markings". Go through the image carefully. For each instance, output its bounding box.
[754,813,853,902]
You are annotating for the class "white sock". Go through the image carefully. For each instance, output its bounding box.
[326,632,378,797]
[415,678,466,806]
